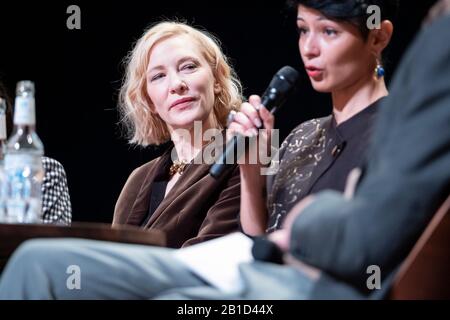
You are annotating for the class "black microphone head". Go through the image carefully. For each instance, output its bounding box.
[261,66,299,110]
[273,65,299,86]
[209,66,298,179]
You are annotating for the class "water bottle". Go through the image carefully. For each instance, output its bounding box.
[3,81,44,223]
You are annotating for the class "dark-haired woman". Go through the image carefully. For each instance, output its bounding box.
[234,0,397,236]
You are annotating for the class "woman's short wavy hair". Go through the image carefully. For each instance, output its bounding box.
[119,21,243,146]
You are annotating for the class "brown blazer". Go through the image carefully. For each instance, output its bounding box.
[113,146,241,248]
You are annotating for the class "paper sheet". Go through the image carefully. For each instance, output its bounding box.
[173,232,254,293]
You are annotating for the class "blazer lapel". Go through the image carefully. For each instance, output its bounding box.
[143,159,210,228]
[125,150,172,226]
[144,131,226,228]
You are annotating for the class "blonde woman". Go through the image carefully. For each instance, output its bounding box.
[112,21,243,248]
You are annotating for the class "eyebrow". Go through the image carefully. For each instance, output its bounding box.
[147,56,200,74]
[297,16,328,22]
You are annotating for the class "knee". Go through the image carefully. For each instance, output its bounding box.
[8,238,65,269]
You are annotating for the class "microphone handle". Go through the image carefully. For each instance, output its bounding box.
[209,92,278,179]
[209,135,246,178]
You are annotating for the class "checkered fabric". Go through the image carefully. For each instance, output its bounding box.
[42,157,72,225]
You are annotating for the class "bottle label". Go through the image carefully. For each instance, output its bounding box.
[14,96,36,125]
[4,154,43,173]
[2,154,43,223]
[0,114,6,139]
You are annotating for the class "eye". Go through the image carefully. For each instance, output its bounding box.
[181,63,198,72]
[324,28,338,36]
[150,73,165,82]
[297,26,308,36]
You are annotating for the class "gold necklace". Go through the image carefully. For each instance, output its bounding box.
[169,160,188,176]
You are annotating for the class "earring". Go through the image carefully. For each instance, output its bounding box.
[375,61,385,79]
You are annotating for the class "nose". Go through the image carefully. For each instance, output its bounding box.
[169,73,188,95]
[300,33,320,60]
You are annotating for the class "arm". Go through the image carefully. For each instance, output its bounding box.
[41,157,72,225]
[239,163,268,235]
[112,165,146,225]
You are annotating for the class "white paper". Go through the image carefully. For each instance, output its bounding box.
[173,232,254,293]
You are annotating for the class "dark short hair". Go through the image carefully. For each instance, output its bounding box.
[288,0,400,39]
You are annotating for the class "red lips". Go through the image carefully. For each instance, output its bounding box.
[305,65,323,78]
[170,97,197,109]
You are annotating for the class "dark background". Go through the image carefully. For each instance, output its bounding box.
[0,0,438,223]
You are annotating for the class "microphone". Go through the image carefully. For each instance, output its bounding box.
[251,236,284,264]
[209,66,299,179]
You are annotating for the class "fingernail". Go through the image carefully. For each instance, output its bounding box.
[227,110,237,126]
[254,118,262,128]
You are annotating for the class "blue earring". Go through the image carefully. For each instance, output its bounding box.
[375,63,385,79]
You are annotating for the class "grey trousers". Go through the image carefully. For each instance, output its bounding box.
[0,238,314,299]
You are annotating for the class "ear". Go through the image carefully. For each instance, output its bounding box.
[214,82,222,94]
[369,20,394,57]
